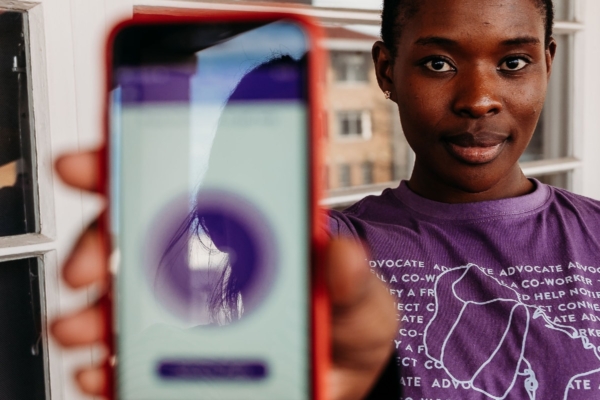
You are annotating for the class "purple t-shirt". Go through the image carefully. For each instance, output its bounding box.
[329,180,600,400]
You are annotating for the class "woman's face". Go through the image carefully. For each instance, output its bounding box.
[374,0,556,201]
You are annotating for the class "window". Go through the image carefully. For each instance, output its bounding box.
[337,110,371,138]
[521,33,571,163]
[0,10,38,236]
[0,257,46,399]
[338,163,351,188]
[332,51,369,82]
[362,161,374,185]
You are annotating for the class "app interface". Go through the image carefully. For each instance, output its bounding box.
[110,21,309,399]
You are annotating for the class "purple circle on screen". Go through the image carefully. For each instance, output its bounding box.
[144,189,278,325]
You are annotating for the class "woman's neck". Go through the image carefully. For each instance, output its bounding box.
[407,163,534,204]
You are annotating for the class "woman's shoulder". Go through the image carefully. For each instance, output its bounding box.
[548,184,600,214]
[326,187,405,238]
[535,184,600,235]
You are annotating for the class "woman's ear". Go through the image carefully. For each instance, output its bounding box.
[545,37,557,79]
[372,41,395,100]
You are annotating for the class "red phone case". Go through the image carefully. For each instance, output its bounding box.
[101,9,329,400]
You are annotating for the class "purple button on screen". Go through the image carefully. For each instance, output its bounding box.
[158,360,268,381]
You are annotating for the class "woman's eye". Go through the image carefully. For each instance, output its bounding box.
[499,58,529,71]
[424,59,454,72]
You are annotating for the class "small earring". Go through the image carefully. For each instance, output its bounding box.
[384,90,391,100]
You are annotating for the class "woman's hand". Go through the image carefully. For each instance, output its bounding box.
[51,149,397,399]
[51,150,109,394]
[326,240,398,399]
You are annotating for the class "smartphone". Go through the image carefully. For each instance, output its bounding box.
[104,12,328,400]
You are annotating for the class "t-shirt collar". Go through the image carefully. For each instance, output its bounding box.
[393,179,551,220]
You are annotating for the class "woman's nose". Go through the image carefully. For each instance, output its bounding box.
[452,66,503,118]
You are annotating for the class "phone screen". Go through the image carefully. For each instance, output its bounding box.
[109,20,310,400]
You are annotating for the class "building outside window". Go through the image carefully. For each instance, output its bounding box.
[324,25,400,193]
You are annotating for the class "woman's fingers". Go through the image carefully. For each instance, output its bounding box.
[326,239,397,400]
[63,223,108,289]
[53,149,110,395]
[55,149,110,393]
[76,366,108,396]
[51,304,106,347]
[55,149,102,192]
[54,220,108,345]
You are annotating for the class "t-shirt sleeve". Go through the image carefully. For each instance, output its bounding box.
[326,209,360,239]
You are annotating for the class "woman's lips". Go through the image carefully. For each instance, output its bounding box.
[444,132,508,164]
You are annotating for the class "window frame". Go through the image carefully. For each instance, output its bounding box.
[361,160,374,185]
[0,2,59,399]
[338,163,352,188]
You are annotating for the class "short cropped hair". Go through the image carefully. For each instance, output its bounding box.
[381,0,555,57]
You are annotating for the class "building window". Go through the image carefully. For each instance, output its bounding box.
[339,163,351,188]
[362,161,374,185]
[337,110,371,139]
[332,51,369,82]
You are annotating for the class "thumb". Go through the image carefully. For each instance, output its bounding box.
[325,238,373,310]
[325,238,397,400]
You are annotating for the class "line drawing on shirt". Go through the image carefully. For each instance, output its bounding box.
[422,263,600,400]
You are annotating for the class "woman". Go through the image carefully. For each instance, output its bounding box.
[54,0,596,398]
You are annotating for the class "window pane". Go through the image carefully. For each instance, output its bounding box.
[0,257,46,399]
[362,161,374,184]
[337,110,369,137]
[521,34,571,162]
[331,52,369,82]
[0,10,38,236]
[355,113,363,134]
[553,0,574,21]
[338,164,351,187]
